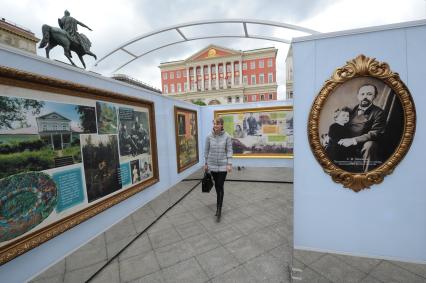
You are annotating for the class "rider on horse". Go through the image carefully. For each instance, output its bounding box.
[58,10,92,53]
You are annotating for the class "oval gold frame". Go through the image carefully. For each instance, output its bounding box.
[308,55,416,192]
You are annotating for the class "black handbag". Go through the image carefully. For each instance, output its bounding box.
[202,172,213,193]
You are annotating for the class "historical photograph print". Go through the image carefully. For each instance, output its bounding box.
[319,77,404,173]
[118,107,150,157]
[96,101,118,134]
[0,96,97,179]
[81,134,122,202]
[140,156,153,180]
[215,107,293,158]
[130,159,141,184]
[175,107,199,172]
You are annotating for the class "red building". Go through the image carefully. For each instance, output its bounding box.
[159,45,278,105]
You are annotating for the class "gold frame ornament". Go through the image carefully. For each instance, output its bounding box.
[308,55,416,192]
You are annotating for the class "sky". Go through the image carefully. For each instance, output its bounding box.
[1,0,425,99]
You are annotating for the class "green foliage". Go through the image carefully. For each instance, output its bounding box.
[192,100,206,106]
[61,145,82,162]
[0,149,55,179]
[0,139,45,154]
[2,191,37,218]
[0,97,44,129]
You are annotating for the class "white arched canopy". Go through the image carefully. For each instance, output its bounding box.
[93,19,319,73]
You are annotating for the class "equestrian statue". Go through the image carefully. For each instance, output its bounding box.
[39,10,97,68]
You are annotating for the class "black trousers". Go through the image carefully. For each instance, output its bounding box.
[211,171,227,208]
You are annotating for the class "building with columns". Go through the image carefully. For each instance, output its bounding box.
[159,45,278,105]
[285,47,294,100]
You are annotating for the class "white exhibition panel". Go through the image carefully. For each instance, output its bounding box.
[293,21,426,263]
[200,100,294,168]
[0,45,202,283]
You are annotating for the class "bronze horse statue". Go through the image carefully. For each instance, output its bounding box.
[39,24,97,69]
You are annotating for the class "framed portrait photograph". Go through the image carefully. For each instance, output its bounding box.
[0,66,159,264]
[214,106,293,158]
[174,107,199,173]
[308,55,416,191]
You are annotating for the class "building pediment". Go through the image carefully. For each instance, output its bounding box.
[186,45,241,62]
[37,112,71,121]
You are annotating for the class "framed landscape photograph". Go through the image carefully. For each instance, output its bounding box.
[0,66,159,264]
[308,55,416,191]
[174,107,199,173]
[214,106,293,158]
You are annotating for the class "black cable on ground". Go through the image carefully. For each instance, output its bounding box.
[85,180,201,283]
[183,178,293,184]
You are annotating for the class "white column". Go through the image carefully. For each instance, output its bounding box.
[223,61,227,89]
[239,58,243,85]
[193,66,197,92]
[201,65,205,92]
[186,67,190,92]
[208,64,212,90]
[215,64,219,90]
[231,61,235,87]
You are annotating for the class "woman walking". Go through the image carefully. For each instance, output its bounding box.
[204,117,233,221]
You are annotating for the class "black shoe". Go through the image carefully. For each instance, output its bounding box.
[216,206,222,222]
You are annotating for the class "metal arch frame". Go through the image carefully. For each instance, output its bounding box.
[94,19,319,73]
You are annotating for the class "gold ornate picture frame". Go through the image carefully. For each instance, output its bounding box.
[215,106,294,158]
[174,106,199,173]
[0,66,159,265]
[308,55,416,192]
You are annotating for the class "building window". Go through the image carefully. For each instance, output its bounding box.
[235,63,239,70]
[212,79,216,89]
[250,61,255,69]
[234,77,240,85]
[289,91,293,99]
[243,62,247,70]
[227,96,232,103]
[196,68,201,75]
[170,72,174,79]
[204,80,209,89]
[170,84,175,93]
[243,76,247,85]
[236,96,240,103]
[53,125,57,131]
[183,70,187,77]
[177,83,182,92]
[219,65,223,73]
[164,84,168,94]
[43,125,47,131]
[260,94,265,101]
[259,74,264,84]
[268,73,273,83]
[227,77,232,86]
[184,82,187,91]
[226,64,231,72]
[252,95,257,101]
[259,60,264,68]
[269,93,273,100]
[176,71,181,78]
[268,58,273,67]
[211,67,216,74]
[251,75,256,85]
[62,124,67,130]
[163,72,168,80]
[219,79,223,88]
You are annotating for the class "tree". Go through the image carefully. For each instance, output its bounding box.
[192,100,206,106]
[75,105,97,133]
[0,97,44,129]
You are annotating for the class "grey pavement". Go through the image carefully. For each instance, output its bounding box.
[30,167,426,283]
